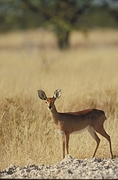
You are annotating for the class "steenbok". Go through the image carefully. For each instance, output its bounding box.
[37,89,113,159]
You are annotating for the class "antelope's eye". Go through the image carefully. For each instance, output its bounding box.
[45,101,47,104]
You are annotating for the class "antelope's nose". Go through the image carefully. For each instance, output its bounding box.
[49,105,52,109]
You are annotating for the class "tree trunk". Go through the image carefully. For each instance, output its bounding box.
[56,30,70,50]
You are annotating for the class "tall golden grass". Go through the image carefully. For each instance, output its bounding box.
[0,28,118,171]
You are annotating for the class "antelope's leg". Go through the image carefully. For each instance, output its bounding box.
[62,134,66,158]
[87,126,100,157]
[65,133,70,155]
[94,126,114,159]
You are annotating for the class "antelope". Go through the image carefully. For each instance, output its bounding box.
[37,89,114,159]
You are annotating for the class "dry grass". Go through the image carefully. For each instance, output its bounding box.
[0,28,118,171]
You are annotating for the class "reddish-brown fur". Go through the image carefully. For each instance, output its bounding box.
[38,89,114,159]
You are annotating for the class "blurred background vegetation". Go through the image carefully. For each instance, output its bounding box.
[0,0,118,49]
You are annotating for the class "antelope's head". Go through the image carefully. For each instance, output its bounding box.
[37,89,61,110]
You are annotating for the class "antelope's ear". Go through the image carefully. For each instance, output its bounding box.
[53,89,61,99]
[37,90,47,100]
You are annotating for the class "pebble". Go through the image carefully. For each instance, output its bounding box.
[0,155,118,179]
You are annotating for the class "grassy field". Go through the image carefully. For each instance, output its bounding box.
[0,28,118,171]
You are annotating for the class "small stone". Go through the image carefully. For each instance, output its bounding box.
[68,169,73,174]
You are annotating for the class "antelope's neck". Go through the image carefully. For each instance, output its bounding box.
[50,105,59,125]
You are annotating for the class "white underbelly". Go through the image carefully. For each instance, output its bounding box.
[57,126,89,135]
[72,126,89,134]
